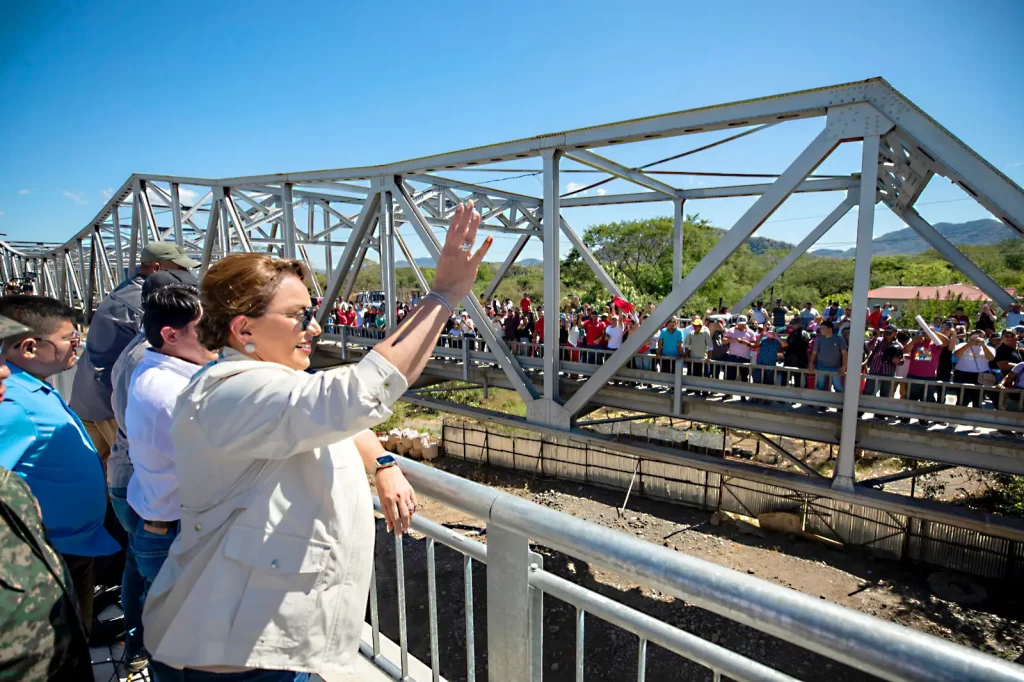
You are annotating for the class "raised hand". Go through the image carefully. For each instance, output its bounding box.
[431,201,493,302]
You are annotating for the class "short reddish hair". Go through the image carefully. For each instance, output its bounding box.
[197,253,309,349]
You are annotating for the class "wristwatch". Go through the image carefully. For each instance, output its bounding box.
[374,454,398,474]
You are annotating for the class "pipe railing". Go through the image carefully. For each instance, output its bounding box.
[322,327,1024,430]
[364,457,1024,682]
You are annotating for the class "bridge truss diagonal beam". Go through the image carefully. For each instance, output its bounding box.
[892,205,1017,309]
[483,234,530,301]
[563,148,681,197]
[316,192,381,330]
[389,177,538,404]
[733,191,858,313]
[563,127,841,417]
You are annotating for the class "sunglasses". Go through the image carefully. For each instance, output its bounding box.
[271,306,319,330]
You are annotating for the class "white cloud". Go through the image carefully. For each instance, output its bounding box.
[0,210,5,216]
[62,190,85,204]
[18,189,30,195]
[596,188,607,196]
[101,188,113,199]
[1007,161,1022,169]
[565,181,589,196]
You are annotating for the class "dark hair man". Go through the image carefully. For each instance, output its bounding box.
[1,312,92,682]
[0,296,119,633]
[107,269,199,672]
[70,242,200,463]
[2,316,87,678]
[125,284,214,615]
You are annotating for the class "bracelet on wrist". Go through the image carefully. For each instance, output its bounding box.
[424,290,456,314]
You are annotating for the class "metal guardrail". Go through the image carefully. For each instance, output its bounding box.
[364,457,1024,682]
[323,328,1024,432]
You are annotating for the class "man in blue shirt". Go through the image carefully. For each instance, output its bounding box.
[656,316,684,374]
[0,295,119,632]
[1003,301,1023,330]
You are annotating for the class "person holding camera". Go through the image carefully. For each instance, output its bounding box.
[952,329,996,407]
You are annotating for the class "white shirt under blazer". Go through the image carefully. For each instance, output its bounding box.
[142,347,408,678]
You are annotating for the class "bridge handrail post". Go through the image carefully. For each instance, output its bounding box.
[485,505,536,682]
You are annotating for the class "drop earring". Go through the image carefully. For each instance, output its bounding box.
[244,343,256,354]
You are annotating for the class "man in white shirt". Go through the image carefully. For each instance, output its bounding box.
[604,315,624,351]
[108,270,198,672]
[750,302,768,326]
[126,284,215,597]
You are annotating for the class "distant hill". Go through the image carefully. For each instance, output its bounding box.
[395,257,436,268]
[747,236,796,255]
[704,230,795,255]
[809,218,1019,258]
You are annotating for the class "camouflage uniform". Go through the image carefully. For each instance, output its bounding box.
[0,466,92,681]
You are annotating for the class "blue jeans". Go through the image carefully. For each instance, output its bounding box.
[815,366,843,392]
[149,661,310,682]
[109,486,145,658]
[131,522,180,594]
[752,365,777,385]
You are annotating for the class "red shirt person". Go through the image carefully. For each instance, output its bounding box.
[582,311,607,348]
[867,305,883,330]
[520,293,531,312]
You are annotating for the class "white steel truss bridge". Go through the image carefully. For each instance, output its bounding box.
[3,77,1023,545]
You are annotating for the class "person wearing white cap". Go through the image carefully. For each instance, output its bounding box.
[603,314,624,353]
[460,311,477,351]
[723,315,757,385]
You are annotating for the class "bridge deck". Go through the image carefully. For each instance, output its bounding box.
[315,332,1024,477]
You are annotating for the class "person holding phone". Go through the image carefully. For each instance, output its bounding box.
[975,304,997,334]
[952,329,996,407]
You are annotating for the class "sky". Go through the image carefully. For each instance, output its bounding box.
[1,0,1022,267]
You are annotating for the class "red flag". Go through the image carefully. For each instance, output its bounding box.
[611,296,634,314]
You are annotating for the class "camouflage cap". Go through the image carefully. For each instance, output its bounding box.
[0,314,31,342]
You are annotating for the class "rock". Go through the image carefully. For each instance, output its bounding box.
[422,441,440,460]
[551,663,560,672]
[548,625,560,634]
[710,510,733,527]
[757,511,804,535]
[747,568,755,575]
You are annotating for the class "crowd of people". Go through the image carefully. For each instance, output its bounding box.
[0,200,491,681]
[314,289,1024,415]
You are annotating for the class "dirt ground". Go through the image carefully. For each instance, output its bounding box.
[369,458,1023,682]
